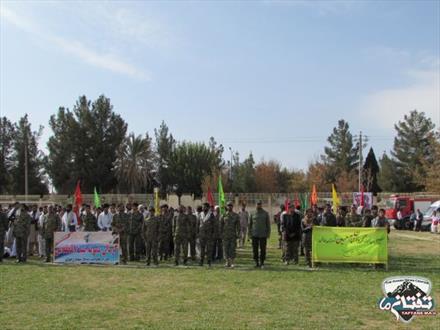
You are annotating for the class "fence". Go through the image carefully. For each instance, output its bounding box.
[1,192,439,219]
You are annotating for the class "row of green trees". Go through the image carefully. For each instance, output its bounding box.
[1,95,438,196]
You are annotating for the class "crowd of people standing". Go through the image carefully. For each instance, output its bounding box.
[0,200,415,268]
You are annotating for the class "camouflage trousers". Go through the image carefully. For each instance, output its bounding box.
[223,238,237,259]
[145,240,158,264]
[0,234,4,261]
[188,235,197,259]
[15,235,28,262]
[174,237,188,263]
[119,233,128,263]
[302,232,312,267]
[159,235,171,259]
[44,237,54,262]
[128,233,142,261]
[199,238,213,264]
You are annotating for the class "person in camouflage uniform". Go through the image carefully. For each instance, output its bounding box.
[187,206,198,261]
[221,201,240,268]
[42,205,61,262]
[159,205,173,261]
[199,203,215,267]
[128,203,144,261]
[142,207,160,266]
[13,204,32,263]
[0,208,9,262]
[346,205,363,227]
[112,204,130,264]
[173,205,190,266]
[82,205,99,232]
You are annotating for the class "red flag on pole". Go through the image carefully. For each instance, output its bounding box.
[360,185,365,207]
[207,186,215,207]
[284,198,290,213]
[294,193,300,208]
[311,184,318,206]
[74,180,82,224]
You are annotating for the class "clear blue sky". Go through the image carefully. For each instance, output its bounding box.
[1,0,439,169]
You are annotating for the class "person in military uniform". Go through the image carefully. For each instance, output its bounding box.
[281,204,302,265]
[42,205,61,262]
[82,205,99,231]
[128,203,144,261]
[112,204,130,264]
[301,208,314,268]
[173,205,190,266]
[0,208,9,262]
[13,204,31,263]
[142,207,160,266]
[221,201,240,268]
[187,206,198,261]
[159,205,173,261]
[346,205,363,227]
[249,200,271,268]
[199,202,215,267]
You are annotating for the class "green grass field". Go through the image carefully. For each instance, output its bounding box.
[1,229,439,329]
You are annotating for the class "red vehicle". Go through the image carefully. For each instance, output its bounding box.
[385,195,433,230]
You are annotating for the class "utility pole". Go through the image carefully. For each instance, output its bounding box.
[358,131,362,192]
[24,128,29,201]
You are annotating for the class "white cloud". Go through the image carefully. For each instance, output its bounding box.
[0,5,150,80]
[359,58,440,129]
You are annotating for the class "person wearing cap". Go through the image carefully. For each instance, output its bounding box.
[82,205,99,232]
[221,201,240,268]
[282,204,302,265]
[13,204,32,263]
[98,204,113,232]
[249,200,271,268]
[173,205,190,266]
[128,203,144,261]
[142,207,160,266]
[112,204,130,264]
[159,204,173,261]
[42,205,61,263]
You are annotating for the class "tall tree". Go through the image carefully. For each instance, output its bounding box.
[0,117,15,193]
[229,152,256,193]
[154,121,176,195]
[10,115,48,195]
[419,133,440,192]
[46,95,127,193]
[391,110,435,191]
[362,147,381,195]
[113,133,155,193]
[168,141,222,198]
[322,119,359,182]
[378,153,406,192]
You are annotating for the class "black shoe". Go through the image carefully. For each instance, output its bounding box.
[254,263,260,268]
[16,259,21,263]
[183,259,188,265]
[146,262,150,266]
[175,261,179,266]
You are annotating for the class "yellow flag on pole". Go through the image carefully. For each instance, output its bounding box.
[332,184,340,209]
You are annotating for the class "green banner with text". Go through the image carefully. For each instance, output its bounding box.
[312,227,388,264]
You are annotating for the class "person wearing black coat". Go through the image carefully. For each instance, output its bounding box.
[281,204,302,265]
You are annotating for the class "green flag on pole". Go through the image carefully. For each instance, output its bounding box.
[94,187,101,208]
[218,176,225,215]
